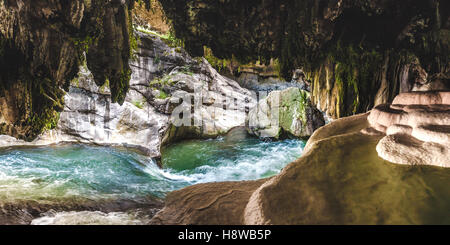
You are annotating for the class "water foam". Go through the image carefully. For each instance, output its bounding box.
[0,139,304,202]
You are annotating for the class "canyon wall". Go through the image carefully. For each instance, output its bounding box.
[1,31,256,159]
[158,0,449,118]
[0,0,141,140]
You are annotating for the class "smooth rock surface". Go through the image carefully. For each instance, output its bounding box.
[247,87,324,139]
[150,180,266,225]
[35,65,169,157]
[368,91,450,168]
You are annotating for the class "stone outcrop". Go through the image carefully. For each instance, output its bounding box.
[150,180,266,225]
[236,72,304,94]
[367,91,450,168]
[148,57,256,144]
[0,0,144,140]
[0,31,256,158]
[158,0,449,119]
[247,87,324,139]
[36,65,169,157]
[128,32,257,145]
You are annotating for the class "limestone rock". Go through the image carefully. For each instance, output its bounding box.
[247,87,324,139]
[367,91,450,168]
[0,0,137,139]
[150,180,266,225]
[1,31,257,158]
[35,65,169,158]
[159,0,449,119]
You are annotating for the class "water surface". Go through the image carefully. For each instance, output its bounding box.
[0,138,305,202]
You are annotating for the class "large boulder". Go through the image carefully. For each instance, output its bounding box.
[247,87,324,139]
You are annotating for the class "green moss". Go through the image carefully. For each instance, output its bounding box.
[272,59,283,79]
[157,90,169,99]
[136,26,184,48]
[277,88,311,137]
[111,69,132,104]
[129,9,139,61]
[70,77,80,87]
[149,74,174,86]
[203,46,230,72]
[99,79,109,93]
[179,64,194,75]
[23,79,66,139]
[132,99,145,109]
[149,65,193,89]
[327,42,383,117]
[27,109,60,134]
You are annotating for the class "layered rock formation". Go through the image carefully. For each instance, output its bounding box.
[367,91,450,168]
[1,31,256,158]
[0,0,142,140]
[158,0,449,118]
[247,87,324,139]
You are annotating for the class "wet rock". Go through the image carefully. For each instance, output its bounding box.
[34,66,169,158]
[236,72,304,93]
[0,197,163,225]
[367,91,450,168]
[150,180,266,225]
[151,112,450,225]
[247,87,324,139]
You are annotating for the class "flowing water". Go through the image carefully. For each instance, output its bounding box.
[0,137,305,224]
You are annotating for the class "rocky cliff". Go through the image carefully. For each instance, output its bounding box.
[0,30,256,159]
[158,0,449,118]
[0,0,142,140]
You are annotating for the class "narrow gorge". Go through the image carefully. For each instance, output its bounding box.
[0,0,448,225]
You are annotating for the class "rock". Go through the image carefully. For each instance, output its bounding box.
[367,91,450,168]
[1,31,257,158]
[236,72,304,93]
[0,197,163,225]
[157,57,256,144]
[0,0,137,139]
[392,91,450,105]
[149,180,267,225]
[35,66,169,158]
[247,87,324,139]
[225,126,250,143]
[159,0,449,119]
[151,111,450,225]
[376,134,449,168]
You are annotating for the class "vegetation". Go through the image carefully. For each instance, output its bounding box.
[327,42,384,116]
[156,89,169,99]
[132,99,146,109]
[136,26,183,48]
[297,90,310,125]
[203,46,230,73]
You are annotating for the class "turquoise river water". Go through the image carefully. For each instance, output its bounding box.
[0,137,304,203]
